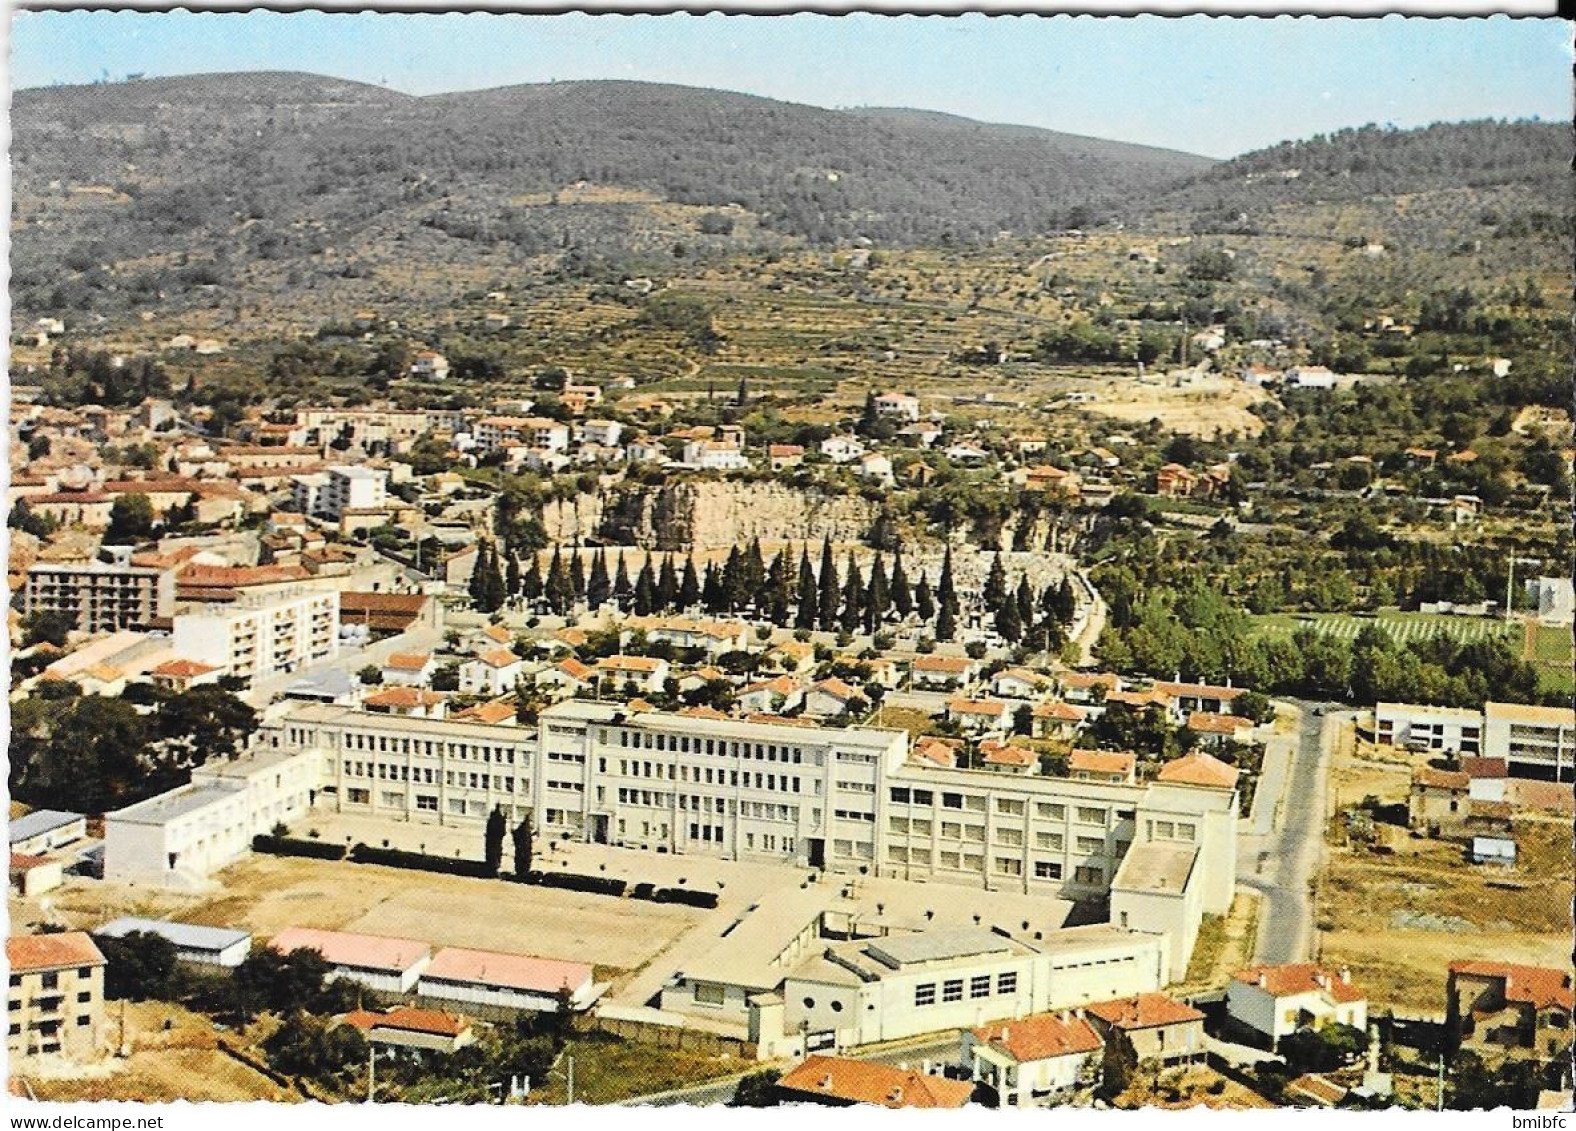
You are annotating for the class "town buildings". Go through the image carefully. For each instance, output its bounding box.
[172,588,339,688]
[23,559,176,633]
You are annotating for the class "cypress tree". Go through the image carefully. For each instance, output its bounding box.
[468,540,491,609]
[983,553,1007,614]
[937,545,957,610]
[721,546,746,613]
[633,556,657,616]
[678,557,701,609]
[586,549,611,610]
[511,815,533,878]
[545,545,571,614]
[795,546,819,630]
[890,546,912,618]
[613,553,633,607]
[702,561,723,612]
[936,548,959,642]
[840,553,864,634]
[657,554,679,612]
[1015,575,1035,628]
[484,806,506,875]
[996,592,1023,643]
[484,541,507,613]
[915,571,935,622]
[569,545,586,600]
[865,554,890,632]
[744,538,767,595]
[506,552,521,599]
[817,537,840,631]
[936,594,958,642]
[765,551,791,626]
[523,554,543,602]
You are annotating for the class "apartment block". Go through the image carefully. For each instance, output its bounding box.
[6,933,106,1063]
[1375,702,1484,755]
[291,465,388,520]
[172,588,339,687]
[23,561,175,633]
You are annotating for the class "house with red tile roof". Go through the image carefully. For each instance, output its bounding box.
[1447,961,1574,1058]
[1409,765,1471,830]
[449,700,519,727]
[1186,711,1254,745]
[1069,749,1137,784]
[1085,992,1206,1066]
[963,1010,1103,1106]
[911,653,978,690]
[775,1055,973,1109]
[979,739,1037,774]
[381,651,435,687]
[597,654,670,695]
[946,697,1012,734]
[148,657,224,692]
[460,648,528,697]
[362,685,448,719]
[1031,699,1087,740]
[1226,963,1367,1048]
[1156,750,1240,790]
[338,1006,476,1055]
[803,677,866,718]
[739,674,804,715]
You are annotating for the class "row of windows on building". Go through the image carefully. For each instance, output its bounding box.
[599,727,828,766]
[883,847,1104,884]
[616,758,810,793]
[332,730,525,765]
[888,788,1136,827]
[885,816,1121,855]
[341,759,518,794]
[914,971,1020,1007]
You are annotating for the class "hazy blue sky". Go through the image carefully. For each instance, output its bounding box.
[12,12,1571,157]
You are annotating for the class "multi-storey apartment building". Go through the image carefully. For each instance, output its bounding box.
[6,932,106,1063]
[1482,702,1575,783]
[290,465,388,519]
[172,588,339,687]
[23,560,176,632]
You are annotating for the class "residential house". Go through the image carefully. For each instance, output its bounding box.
[911,654,977,691]
[1187,712,1255,746]
[410,351,450,380]
[874,392,921,422]
[963,1011,1103,1106]
[803,678,866,718]
[597,655,670,696]
[1032,701,1087,741]
[381,651,435,687]
[820,436,866,464]
[1068,750,1136,785]
[1226,964,1367,1050]
[1085,993,1206,1067]
[856,452,894,484]
[947,697,1013,735]
[363,686,448,719]
[768,444,805,470]
[1447,961,1573,1060]
[1409,766,1470,831]
[460,649,528,697]
[1154,464,1197,498]
[1153,681,1244,717]
[979,739,1037,774]
[739,675,805,715]
[992,667,1051,700]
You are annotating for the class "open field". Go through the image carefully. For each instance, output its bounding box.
[1120,1064,1277,1110]
[1177,893,1260,996]
[19,853,706,986]
[528,1035,745,1105]
[1250,610,1518,646]
[15,1002,296,1104]
[1522,620,1575,693]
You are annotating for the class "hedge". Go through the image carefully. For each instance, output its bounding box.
[520,870,626,897]
[650,886,719,909]
[251,835,345,861]
[349,843,498,879]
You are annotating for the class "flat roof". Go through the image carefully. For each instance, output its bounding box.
[270,927,430,973]
[1377,702,1483,720]
[1111,842,1198,896]
[9,808,85,844]
[96,917,252,952]
[422,946,592,994]
[107,780,241,826]
[544,699,907,752]
[865,927,1013,969]
[1485,702,1575,727]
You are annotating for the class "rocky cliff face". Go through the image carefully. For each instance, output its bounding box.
[542,481,878,551]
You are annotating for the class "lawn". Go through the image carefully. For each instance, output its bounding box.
[1523,621,1574,694]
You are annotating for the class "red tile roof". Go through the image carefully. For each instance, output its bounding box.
[341,1006,470,1038]
[979,741,1036,767]
[913,655,973,673]
[6,931,105,973]
[451,701,517,725]
[1460,757,1508,780]
[1034,701,1087,722]
[1157,751,1239,789]
[1070,749,1136,777]
[1187,711,1250,736]
[1085,992,1205,1031]
[1414,766,1470,791]
[972,1012,1103,1062]
[1232,963,1365,1004]
[383,652,432,671]
[1449,962,1574,1010]
[777,1056,973,1109]
[151,659,221,679]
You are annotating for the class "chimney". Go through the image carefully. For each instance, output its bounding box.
[1339,967,1351,984]
[818,1074,833,1091]
[1076,1007,1085,1020]
[889,1087,904,1104]
[1060,1010,1071,1024]
[1258,973,1267,989]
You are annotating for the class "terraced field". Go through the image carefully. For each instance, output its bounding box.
[1250,610,1517,646]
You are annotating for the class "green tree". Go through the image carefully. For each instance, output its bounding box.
[157,686,258,767]
[21,610,74,648]
[915,572,936,623]
[730,1069,783,1107]
[840,554,865,634]
[678,557,701,610]
[106,493,156,542]
[890,547,913,618]
[817,537,840,631]
[263,1011,366,1081]
[1098,1027,1138,1102]
[865,554,890,631]
[97,930,182,1001]
[795,546,819,630]
[511,814,534,877]
[484,806,506,875]
[357,664,383,687]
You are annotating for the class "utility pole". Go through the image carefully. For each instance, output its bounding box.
[1436,1054,1445,1112]
[566,1054,575,1106]
[367,1043,376,1103]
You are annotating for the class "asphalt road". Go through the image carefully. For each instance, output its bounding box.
[1238,704,1334,965]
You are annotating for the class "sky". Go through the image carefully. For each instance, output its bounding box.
[10,12,1572,158]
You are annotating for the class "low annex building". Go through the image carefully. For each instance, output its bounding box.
[775,1055,973,1109]
[417,946,599,1015]
[268,927,432,994]
[95,917,252,968]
